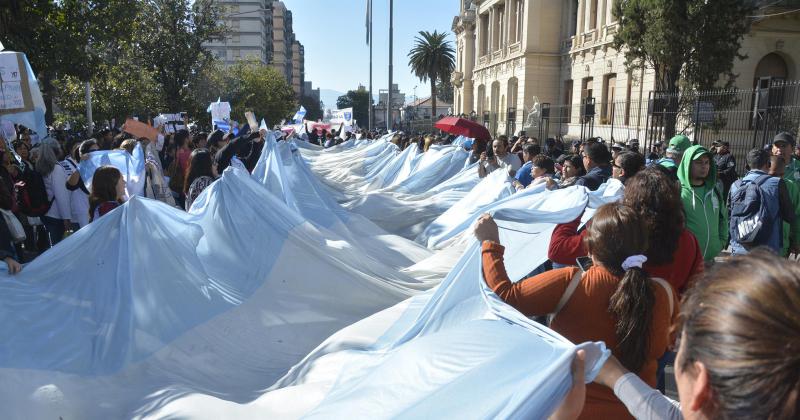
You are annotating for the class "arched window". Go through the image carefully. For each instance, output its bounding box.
[754,52,789,85]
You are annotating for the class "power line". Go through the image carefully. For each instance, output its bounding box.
[749,8,800,18]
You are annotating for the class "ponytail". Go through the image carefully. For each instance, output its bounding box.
[608,266,654,373]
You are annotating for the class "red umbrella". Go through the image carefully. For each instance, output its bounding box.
[434,116,491,141]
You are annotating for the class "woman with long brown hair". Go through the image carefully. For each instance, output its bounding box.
[549,165,703,295]
[572,250,800,419]
[88,166,125,222]
[183,148,218,211]
[475,202,676,419]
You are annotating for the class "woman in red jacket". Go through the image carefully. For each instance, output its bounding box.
[548,165,703,295]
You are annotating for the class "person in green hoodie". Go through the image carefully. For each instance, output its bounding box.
[678,145,728,262]
[769,154,800,257]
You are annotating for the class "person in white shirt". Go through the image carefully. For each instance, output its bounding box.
[37,139,71,246]
[61,141,92,230]
[478,135,522,178]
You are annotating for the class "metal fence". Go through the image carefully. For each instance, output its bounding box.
[529,80,800,173]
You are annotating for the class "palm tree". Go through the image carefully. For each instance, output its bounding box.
[408,30,455,123]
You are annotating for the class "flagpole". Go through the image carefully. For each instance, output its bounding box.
[387,0,393,131]
[368,0,373,131]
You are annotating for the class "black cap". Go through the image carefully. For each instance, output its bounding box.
[712,140,730,147]
[773,132,796,147]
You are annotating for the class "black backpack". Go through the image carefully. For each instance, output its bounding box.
[728,175,771,245]
[15,167,53,217]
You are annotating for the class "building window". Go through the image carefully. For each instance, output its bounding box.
[589,0,598,31]
[602,73,616,123]
[233,49,241,59]
[496,5,505,50]
[564,80,574,122]
[232,34,240,44]
[480,14,489,55]
[581,77,594,101]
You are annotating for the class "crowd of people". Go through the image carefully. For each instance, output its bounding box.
[1,119,798,417]
[473,130,800,418]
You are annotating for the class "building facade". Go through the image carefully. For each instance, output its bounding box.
[203,0,275,65]
[204,0,306,98]
[303,81,320,104]
[291,40,305,97]
[453,0,800,139]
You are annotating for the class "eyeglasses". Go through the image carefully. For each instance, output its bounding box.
[612,162,622,169]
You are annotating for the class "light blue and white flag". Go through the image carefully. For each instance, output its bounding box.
[78,143,146,197]
[292,106,307,123]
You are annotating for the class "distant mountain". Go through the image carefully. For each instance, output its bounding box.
[319,89,345,111]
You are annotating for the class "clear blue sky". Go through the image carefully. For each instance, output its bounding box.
[283,0,456,107]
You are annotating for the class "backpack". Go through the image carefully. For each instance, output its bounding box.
[15,167,53,217]
[729,174,771,245]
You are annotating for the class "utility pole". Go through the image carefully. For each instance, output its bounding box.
[387,0,393,131]
[368,0,373,131]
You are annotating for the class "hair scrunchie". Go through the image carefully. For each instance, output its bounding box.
[621,255,648,271]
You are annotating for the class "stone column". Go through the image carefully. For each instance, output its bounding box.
[584,0,594,32]
[576,0,585,35]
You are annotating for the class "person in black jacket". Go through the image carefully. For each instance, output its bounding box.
[576,142,612,191]
[712,140,737,198]
[215,131,265,173]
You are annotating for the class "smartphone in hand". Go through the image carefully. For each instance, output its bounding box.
[576,256,593,272]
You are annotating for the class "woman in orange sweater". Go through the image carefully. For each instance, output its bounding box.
[475,203,677,419]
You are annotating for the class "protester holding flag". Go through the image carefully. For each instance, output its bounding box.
[476,202,676,419]
[184,149,218,211]
[88,166,125,222]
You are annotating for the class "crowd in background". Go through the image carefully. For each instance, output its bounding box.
[473,129,800,418]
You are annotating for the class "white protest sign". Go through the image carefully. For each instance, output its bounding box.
[330,107,354,126]
[245,111,258,130]
[156,113,187,133]
[0,54,24,110]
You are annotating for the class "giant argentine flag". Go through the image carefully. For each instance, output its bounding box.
[1,132,620,418]
[140,186,613,419]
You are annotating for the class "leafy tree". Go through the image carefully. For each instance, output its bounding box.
[437,75,454,104]
[136,0,226,111]
[300,95,324,121]
[407,31,455,124]
[183,59,228,125]
[1,0,137,125]
[53,56,164,125]
[612,0,755,137]
[336,87,370,127]
[225,60,296,127]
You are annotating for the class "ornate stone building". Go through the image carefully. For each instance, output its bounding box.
[452,0,800,139]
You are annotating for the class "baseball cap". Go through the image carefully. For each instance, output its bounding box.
[666,135,691,154]
[773,132,796,147]
[692,149,712,161]
[712,140,730,147]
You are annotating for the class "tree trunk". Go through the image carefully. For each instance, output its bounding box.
[42,73,54,126]
[658,63,682,140]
